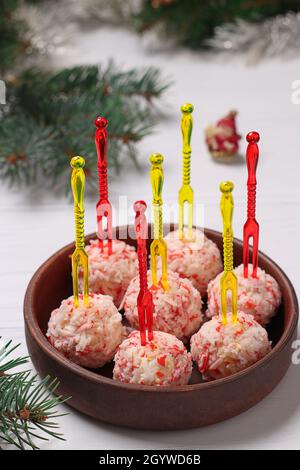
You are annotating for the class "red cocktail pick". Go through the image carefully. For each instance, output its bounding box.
[95,116,113,255]
[243,131,260,278]
[134,200,154,346]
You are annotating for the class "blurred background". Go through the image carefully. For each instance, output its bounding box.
[1,0,300,450]
[1,0,300,270]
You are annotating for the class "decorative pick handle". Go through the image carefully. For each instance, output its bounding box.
[134,200,154,345]
[95,116,112,255]
[150,153,169,291]
[243,131,260,278]
[178,103,194,240]
[220,181,237,324]
[70,156,89,308]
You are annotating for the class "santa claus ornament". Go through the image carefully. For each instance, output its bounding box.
[205,111,241,162]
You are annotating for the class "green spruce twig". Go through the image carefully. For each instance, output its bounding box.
[0,338,68,450]
[0,0,31,75]
[0,63,170,193]
[133,0,300,49]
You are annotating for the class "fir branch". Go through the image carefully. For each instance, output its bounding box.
[133,0,300,49]
[0,115,57,187]
[0,340,29,376]
[0,339,68,450]
[0,63,169,193]
[0,2,169,194]
[0,0,41,74]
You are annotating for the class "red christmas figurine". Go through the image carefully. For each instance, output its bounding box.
[205,110,241,161]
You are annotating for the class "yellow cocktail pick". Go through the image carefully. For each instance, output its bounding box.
[150,153,169,292]
[179,103,194,240]
[220,181,238,324]
[70,156,89,308]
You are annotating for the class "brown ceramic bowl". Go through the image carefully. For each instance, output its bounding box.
[24,225,298,430]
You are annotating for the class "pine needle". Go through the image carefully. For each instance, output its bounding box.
[0,338,68,450]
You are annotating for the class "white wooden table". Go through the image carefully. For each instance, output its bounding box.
[1,26,300,450]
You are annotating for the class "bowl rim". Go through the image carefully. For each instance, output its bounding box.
[24,227,299,394]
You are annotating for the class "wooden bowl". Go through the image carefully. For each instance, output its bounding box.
[24,226,298,430]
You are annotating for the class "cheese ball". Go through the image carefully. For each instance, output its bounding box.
[79,239,138,307]
[47,293,122,369]
[165,228,222,296]
[122,270,203,341]
[207,264,281,326]
[190,311,271,381]
[113,330,192,386]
